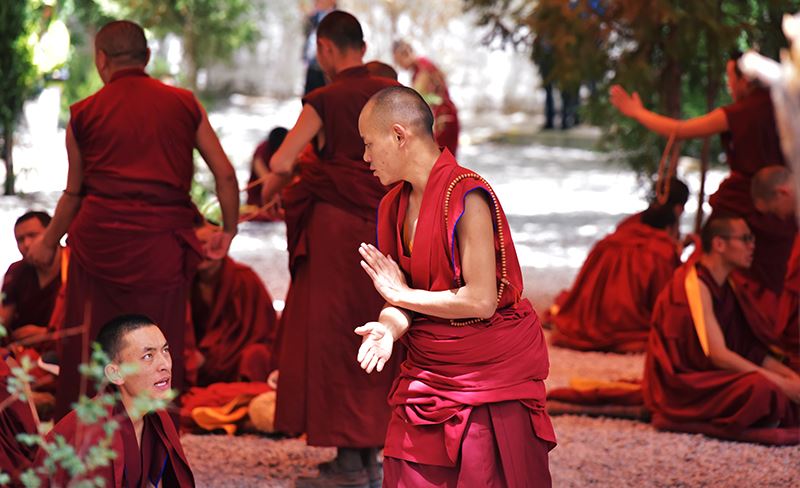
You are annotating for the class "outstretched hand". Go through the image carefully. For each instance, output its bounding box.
[609,85,643,118]
[359,243,409,306]
[355,321,394,374]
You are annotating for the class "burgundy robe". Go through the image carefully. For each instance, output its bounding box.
[412,57,460,156]
[0,359,37,485]
[551,213,680,352]
[57,68,204,420]
[36,403,194,487]
[1,260,61,331]
[644,261,799,445]
[776,236,800,371]
[189,257,277,385]
[711,89,796,300]
[274,66,402,447]
[377,150,556,485]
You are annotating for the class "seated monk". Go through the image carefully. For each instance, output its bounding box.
[188,223,278,386]
[34,314,194,486]
[1,211,64,349]
[246,127,288,210]
[750,166,799,370]
[549,178,689,352]
[644,214,800,445]
[356,86,555,485]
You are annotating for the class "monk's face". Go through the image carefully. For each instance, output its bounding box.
[110,325,172,400]
[14,218,46,262]
[717,219,755,268]
[392,47,414,70]
[359,105,403,186]
[195,224,224,272]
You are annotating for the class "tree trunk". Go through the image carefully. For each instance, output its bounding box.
[661,24,682,119]
[2,126,14,196]
[183,15,198,91]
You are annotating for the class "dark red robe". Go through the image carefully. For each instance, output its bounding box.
[644,261,799,445]
[189,257,277,385]
[550,213,680,352]
[776,236,800,371]
[35,403,194,487]
[273,66,403,447]
[711,89,796,301]
[0,359,37,485]
[412,57,459,156]
[1,260,61,331]
[57,68,204,420]
[376,150,555,485]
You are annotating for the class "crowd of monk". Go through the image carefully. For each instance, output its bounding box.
[0,8,797,488]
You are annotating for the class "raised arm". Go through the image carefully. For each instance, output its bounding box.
[28,124,84,267]
[609,85,729,140]
[359,191,498,320]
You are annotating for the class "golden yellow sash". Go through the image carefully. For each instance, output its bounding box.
[684,265,710,356]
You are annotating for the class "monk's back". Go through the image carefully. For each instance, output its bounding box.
[70,68,201,195]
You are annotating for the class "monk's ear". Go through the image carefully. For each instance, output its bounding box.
[144,47,151,67]
[105,363,124,386]
[391,124,407,146]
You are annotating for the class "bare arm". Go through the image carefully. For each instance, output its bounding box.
[252,154,269,179]
[359,191,498,320]
[609,85,729,140]
[195,104,239,236]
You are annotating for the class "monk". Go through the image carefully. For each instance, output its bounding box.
[246,127,288,209]
[34,314,194,486]
[611,50,796,310]
[750,166,799,369]
[549,179,689,352]
[392,40,460,155]
[0,352,38,485]
[257,11,401,486]
[643,214,800,445]
[356,86,556,485]
[27,20,239,421]
[1,211,63,346]
[188,223,278,385]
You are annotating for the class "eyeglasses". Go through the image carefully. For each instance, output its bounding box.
[720,234,755,244]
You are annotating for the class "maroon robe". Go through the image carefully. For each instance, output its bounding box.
[57,68,204,420]
[644,261,799,445]
[776,236,800,371]
[551,213,680,352]
[1,260,61,331]
[36,403,194,487]
[246,140,269,207]
[711,89,796,300]
[377,150,556,485]
[274,66,402,447]
[0,359,37,485]
[189,257,277,385]
[412,57,460,156]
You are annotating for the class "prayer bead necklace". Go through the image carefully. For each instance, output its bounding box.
[444,173,509,327]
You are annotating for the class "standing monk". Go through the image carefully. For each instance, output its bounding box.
[356,86,556,486]
[28,20,239,421]
[258,11,401,486]
[611,51,795,311]
[392,41,460,156]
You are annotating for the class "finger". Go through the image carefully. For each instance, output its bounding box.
[360,261,379,282]
[365,354,379,374]
[357,343,368,363]
[376,358,386,373]
[360,348,375,370]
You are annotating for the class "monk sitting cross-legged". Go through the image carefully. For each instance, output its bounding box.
[644,214,800,445]
[550,178,689,353]
[34,314,194,486]
[187,223,278,386]
[356,86,556,486]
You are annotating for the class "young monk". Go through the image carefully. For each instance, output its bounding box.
[550,179,689,352]
[35,314,194,486]
[611,51,795,311]
[644,214,800,445]
[258,11,401,486]
[356,86,556,485]
[27,20,239,420]
[750,166,799,370]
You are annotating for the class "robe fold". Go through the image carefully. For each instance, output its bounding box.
[57,68,204,420]
[550,213,680,352]
[377,150,555,485]
[0,359,37,485]
[274,66,402,447]
[189,257,277,385]
[36,403,194,487]
[643,262,799,445]
[776,236,800,371]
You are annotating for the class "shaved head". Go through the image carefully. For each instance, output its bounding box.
[95,20,148,66]
[317,11,364,51]
[364,86,433,137]
[751,165,791,204]
[700,213,744,253]
[365,61,398,81]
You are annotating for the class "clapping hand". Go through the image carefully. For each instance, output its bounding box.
[359,243,409,306]
[609,85,643,118]
[354,321,394,374]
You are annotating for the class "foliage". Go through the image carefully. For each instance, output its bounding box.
[464,0,800,176]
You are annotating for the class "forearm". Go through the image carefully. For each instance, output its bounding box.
[252,156,268,179]
[630,108,682,138]
[395,285,496,321]
[43,194,82,247]
[762,355,800,381]
[710,349,783,385]
[214,173,239,234]
[378,305,411,341]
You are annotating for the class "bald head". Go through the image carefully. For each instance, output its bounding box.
[366,61,398,81]
[751,165,795,219]
[364,86,433,138]
[95,20,149,66]
[317,11,364,51]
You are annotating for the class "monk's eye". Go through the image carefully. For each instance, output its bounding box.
[163,346,170,354]
[143,353,153,360]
